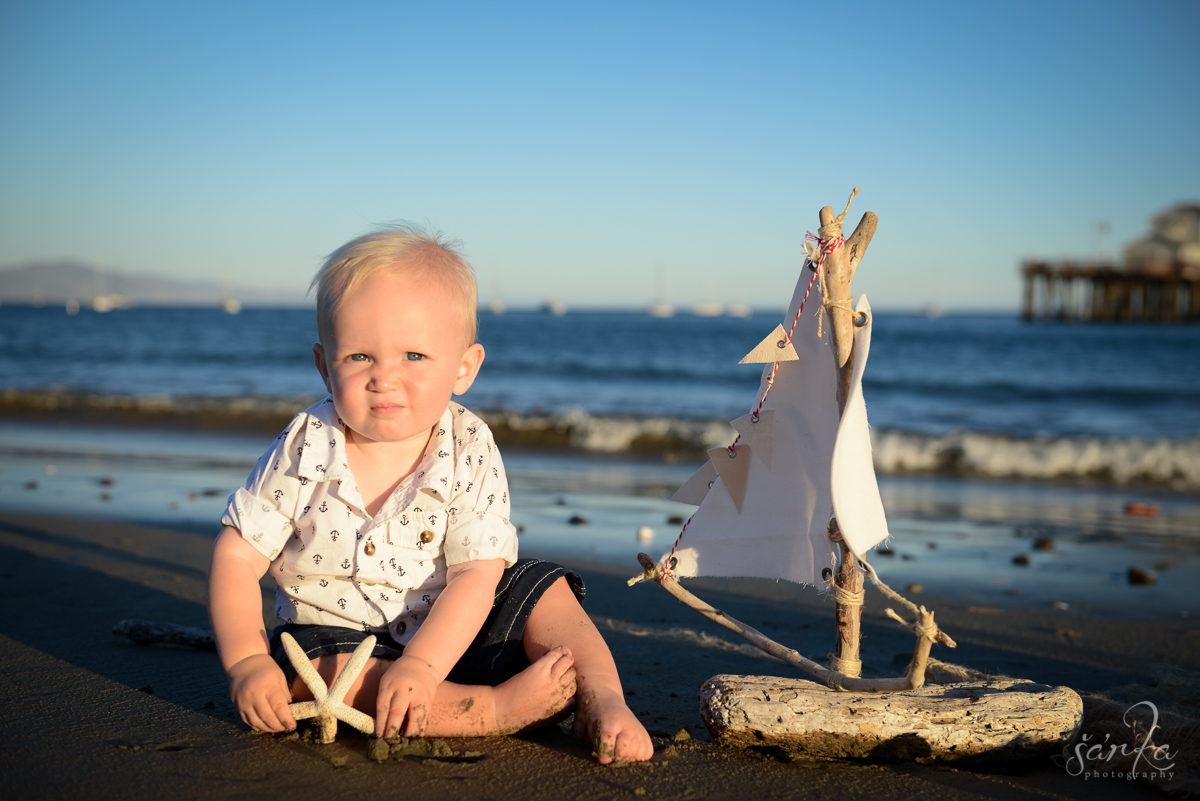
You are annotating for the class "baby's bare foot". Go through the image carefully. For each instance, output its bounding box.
[573,685,653,764]
[493,646,577,733]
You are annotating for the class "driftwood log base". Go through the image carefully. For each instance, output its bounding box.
[701,674,1082,763]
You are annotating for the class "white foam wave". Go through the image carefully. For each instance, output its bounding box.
[484,408,1200,490]
[5,390,1197,490]
[872,430,1200,490]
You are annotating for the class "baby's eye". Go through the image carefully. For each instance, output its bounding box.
[348,353,369,362]
[406,352,425,361]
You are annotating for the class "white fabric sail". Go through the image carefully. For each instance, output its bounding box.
[663,277,889,586]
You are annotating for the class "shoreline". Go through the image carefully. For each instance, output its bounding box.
[1,510,1194,798]
[4,390,1200,492]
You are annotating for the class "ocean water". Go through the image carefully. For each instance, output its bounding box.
[2,304,1199,615]
[1,305,1199,487]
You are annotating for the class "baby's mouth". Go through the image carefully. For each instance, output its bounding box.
[371,403,404,415]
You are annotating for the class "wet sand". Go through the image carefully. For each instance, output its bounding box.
[2,511,1193,799]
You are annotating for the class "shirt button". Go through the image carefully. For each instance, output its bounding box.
[395,621,406,635]
[420,530,434,543]
[364,541,376,556]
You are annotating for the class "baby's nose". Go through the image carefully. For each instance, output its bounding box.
[370,362,401,391]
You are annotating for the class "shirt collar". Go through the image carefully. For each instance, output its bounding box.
[296,397,350,482]
[298,402,460,523]
[404,405,458,505]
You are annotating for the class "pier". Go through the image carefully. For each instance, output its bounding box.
[1021,260,1199,323]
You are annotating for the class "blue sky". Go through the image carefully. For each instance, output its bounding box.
[1,0,1196,310]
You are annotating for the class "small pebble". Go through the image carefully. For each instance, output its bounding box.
[673,728,691,742]
[1012,553,1030,566]
[906,583,923,594]
[1129,567,1157,585]
[876,547,895,557]
[637,526,655,542]
[99,476,114,486]
[1124,502,1158,517]
[1033,538,1055,551]
[667,515,684,525]
[1053,601,1071,611]
[568,515,588,526]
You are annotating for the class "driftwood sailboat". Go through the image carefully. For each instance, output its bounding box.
[631,191,1082,760]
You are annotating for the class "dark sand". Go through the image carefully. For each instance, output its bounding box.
[2,511,1194,799]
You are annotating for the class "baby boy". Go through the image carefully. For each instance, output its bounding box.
[207,226,652,763]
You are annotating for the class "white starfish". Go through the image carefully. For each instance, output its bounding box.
[282,632,377,744]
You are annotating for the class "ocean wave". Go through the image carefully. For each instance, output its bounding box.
[2,389,1197,490]
[872,430,1200,490]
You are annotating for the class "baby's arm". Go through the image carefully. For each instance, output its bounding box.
[375,557,504,738]
[208,525,296,732]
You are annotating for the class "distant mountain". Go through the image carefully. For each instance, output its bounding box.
[0,261,311,308]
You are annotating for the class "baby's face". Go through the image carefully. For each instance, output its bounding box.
[314,268,482,449]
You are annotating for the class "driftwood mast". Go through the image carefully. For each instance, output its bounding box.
[818,189,878,680]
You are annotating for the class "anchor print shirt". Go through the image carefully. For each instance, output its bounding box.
[221,397,518,645]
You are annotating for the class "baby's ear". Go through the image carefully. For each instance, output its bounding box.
[453,343,486,395]
[313,343,333,392]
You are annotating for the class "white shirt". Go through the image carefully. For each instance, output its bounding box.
[222,397,518,644]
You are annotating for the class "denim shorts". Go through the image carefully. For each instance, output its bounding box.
[269,558,585,687]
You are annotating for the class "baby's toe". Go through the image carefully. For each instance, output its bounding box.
[614,729,652,763]
[552,656,577,686]
[594,728,619,764]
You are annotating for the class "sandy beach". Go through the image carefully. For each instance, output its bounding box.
[2,504,1196,799]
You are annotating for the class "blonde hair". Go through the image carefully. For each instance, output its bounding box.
[311,224,478,348]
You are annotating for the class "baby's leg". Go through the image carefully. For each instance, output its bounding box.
[521,577,653,764]
[290,647,576,737]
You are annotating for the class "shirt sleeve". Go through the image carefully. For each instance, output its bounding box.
[444,424,518,567]
[221,419,303,561]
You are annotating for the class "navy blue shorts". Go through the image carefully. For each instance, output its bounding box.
[269,558,585,687]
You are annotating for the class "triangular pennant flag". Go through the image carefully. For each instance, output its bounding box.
[671,459,718,505]
[731,409,775,470]
[738,324,799,364]
[708,444,753,512]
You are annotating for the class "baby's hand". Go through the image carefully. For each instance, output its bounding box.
[376,655,440,738]
[227,653,296,732]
